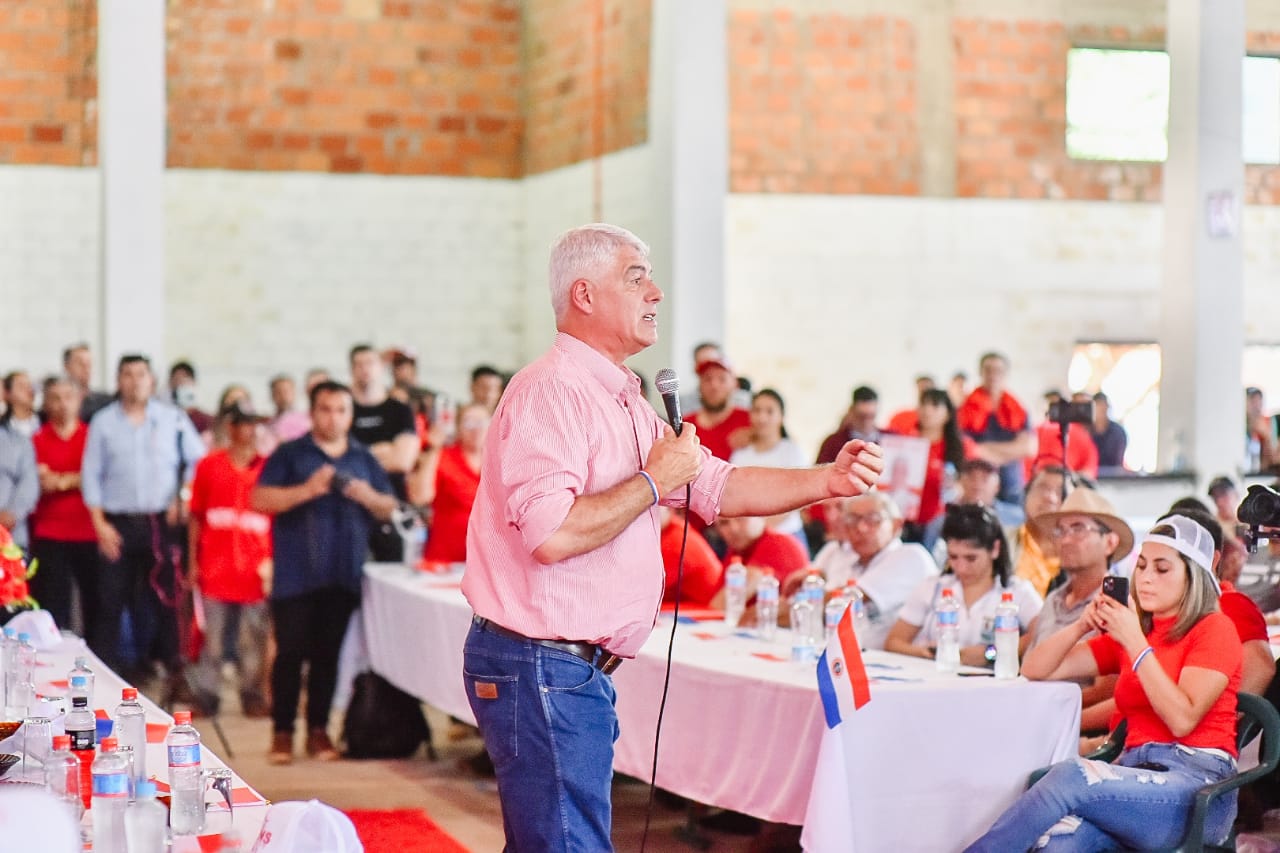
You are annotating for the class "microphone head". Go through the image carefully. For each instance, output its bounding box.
[654,368,679,396]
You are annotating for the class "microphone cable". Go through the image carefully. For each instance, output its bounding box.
[639,483,692,853]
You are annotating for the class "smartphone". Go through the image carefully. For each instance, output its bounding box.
[1101,575,1129,607]
[332,471,354,493]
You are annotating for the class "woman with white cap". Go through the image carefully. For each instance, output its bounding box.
[965,515,1243,852]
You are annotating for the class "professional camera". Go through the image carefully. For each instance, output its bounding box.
[1236,483,1280,553]
[1047,400,1094,425]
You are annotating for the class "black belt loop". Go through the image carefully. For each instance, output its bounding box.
[474,616,622,675]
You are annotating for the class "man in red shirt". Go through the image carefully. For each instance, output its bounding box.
[687,356,751,462]
[29,377,98,635]
[187,402,273,717]
[659,506,723,607]
[715,514,808,582]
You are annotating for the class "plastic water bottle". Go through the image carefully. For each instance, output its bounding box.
[847,584,869,651]
[44,734,83,824]
[993,591,1020,679]
[0,627,17,711]
[69,656,95,705]
[7,632,36,716]
[66,675,97,752]
[113,687,148,792]
[167,710,205,835]
[723,557,747,628]
[92,736,130,853]
[801,569,827,641]
[755,574,779,641]
[824,590,848,645]
[790,595,817,657]
[935,588,961,673]
[125,780,169,852]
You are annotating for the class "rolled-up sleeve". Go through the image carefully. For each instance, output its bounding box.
[671,450,733,527]
[500,383,589,554]
[81,419,106,509]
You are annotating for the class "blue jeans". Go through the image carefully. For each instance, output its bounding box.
[965,743,1238,852]
[463,620,620,852]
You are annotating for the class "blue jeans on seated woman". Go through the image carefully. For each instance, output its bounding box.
[463,621,620,852]
[964,742,1238,852]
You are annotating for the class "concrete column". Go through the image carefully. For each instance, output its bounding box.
[633,0,728,388]
[98,0,167,384]
[1156,0,1245,483]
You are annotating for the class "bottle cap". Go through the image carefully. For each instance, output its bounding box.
[1001,591,1014,601]
[17,633,29,643]
[2,628,13,638]
[136,780,157,798]
[100,737,118,751]
[121,687,137,701]
[173,710,192,725]
[941,588,954,597]
[70,675,87,687]
[53,735,70,750]
[74,656,89,668]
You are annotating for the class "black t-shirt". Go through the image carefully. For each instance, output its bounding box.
[352,397,416,499]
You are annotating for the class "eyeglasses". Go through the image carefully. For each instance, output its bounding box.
[1050,522,1109,541]
[841,513,887,528]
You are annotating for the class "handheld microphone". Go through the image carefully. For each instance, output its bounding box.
[654,368,683,436]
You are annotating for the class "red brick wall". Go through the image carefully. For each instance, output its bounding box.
[523,0,651,176]
[0,0,97,166]
[729,9,918,194]
[165,0,524,176]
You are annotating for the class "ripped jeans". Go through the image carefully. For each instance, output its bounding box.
[964,742,1238,852]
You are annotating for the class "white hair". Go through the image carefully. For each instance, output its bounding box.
[547,224,650,322]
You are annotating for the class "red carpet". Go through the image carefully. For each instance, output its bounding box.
[344,808,470,853]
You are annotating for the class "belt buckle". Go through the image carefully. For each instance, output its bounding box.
[598,654,622,675]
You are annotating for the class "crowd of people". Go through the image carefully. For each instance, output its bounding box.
[0,342,505,764]
[5,298,1280,853]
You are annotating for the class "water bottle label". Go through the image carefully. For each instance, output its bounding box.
[757,587,778,602]
[168,744,202,768]
[937,611,958,627]
[994,613,1019,632]
[92,772,129,797]
[69,728,94,751]
[726,574,746,588]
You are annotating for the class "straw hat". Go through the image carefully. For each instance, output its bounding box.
[1029,488,1135,561]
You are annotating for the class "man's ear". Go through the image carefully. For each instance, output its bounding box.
[569,278,594,315]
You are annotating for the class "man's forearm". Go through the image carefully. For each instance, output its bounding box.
[532,474,656,565]
[251,484,317,515]
[719,466,830,518]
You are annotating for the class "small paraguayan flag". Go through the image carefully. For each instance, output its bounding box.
[816,601,871,727]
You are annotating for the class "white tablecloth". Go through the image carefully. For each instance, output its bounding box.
[363,562,1081,846]
[22,635,269,846]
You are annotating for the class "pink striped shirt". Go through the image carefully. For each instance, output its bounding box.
[462,332,733,657]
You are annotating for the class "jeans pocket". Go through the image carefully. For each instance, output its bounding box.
[541,651,597,693]
[463,668,519,767]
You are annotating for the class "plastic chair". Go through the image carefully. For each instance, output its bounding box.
[1025,693,1280,853]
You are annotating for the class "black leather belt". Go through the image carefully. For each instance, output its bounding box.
[473,616,622,675]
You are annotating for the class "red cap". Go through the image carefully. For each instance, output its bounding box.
[1001,591,1014,601]
[100,737,118,751]
[941,588,954,597]
[173,711,192,725]
[53,734,70,750]
[122,687,137,701]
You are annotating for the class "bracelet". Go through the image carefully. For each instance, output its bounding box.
[1131,646,1155,673]
[637,470,660,506]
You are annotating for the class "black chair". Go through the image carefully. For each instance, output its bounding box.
[1025,692,1280,852]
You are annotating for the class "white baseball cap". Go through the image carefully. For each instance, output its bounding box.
[1146,514,1220,594]
[250,800,364,853]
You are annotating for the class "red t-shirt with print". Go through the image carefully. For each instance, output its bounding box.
[30,422,95,542]
[189,449,271,603]
[1089,611,1242,756]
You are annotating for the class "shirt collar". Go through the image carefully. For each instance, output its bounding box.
[554,332,641,403]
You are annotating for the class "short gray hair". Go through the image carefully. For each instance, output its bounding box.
[548,224,650,322]
[841,490,903,521]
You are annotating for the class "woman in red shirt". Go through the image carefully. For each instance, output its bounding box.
[966,516,1243,852]
[410,402,488,565]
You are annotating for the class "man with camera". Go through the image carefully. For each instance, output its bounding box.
[251,380,397,765]
[1027,487,1133,735]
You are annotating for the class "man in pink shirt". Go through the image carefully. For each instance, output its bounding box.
[461,223,886,851]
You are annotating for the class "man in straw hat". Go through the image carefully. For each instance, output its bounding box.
[1028,485,1135,736]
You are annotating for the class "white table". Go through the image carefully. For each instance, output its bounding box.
[23,635,269,847]
[363,562,1081,849]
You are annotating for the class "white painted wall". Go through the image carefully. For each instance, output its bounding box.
[0,166,101,377]
[725,194,1280,458]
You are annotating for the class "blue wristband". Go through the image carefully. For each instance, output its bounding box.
[638,470,660,506]
[1131,646,1155,673]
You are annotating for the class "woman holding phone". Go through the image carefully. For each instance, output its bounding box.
[964,514,1243,852]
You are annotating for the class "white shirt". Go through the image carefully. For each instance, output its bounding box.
[898,574,1043,648]
[731,439,808,535]
[813,538,939,650]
